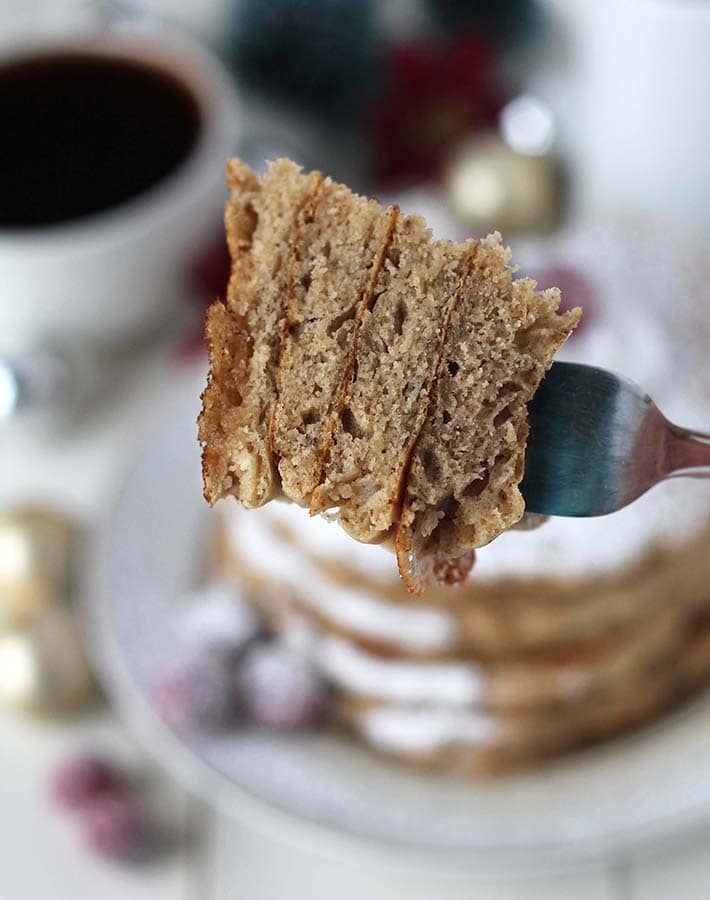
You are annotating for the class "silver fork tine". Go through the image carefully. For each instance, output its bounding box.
[521,362,710,517]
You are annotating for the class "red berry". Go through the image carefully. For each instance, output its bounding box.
[241,644,329,731]
[83,796,155,863]
[151,650,242,732]
[368,37,504,185]
[50,753,119,811]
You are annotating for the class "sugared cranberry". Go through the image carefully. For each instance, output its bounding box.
[240,644,329,731]
[151,650,242,732]
[50,753,119,811]
[83,795,155,863]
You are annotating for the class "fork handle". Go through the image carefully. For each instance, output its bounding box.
[664,423,710,477]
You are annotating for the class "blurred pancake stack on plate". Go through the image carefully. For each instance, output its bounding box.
[214,221,710,774]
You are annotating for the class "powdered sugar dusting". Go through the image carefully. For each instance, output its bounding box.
[227,506,458,651]
[264,499,398,581]
[178,582,260,650]
[317,633,483,706]
[357,706,498,754]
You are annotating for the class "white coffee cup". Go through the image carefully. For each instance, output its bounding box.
[0,24,239,348]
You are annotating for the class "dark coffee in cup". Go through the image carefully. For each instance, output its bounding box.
[0,52,202,228]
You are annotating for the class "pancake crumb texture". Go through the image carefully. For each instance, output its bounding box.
[199,160,580,592]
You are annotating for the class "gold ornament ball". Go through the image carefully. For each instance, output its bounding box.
[0,506,76,625]
[0,606,94,715]
[0,506,75,587]
[445,135,562,233]
[0,574,55,628]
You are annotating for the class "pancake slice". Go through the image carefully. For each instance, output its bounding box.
[396,234,581,593]
[199,159,321,507]
[311,215,477,545]
[271,179,396,505]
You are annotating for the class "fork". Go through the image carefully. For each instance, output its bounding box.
[520,362,710,517]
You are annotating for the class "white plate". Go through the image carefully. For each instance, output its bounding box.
[89,381,710,873]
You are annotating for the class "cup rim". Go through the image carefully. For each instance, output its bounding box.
[0,26,238,253]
